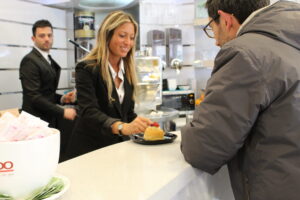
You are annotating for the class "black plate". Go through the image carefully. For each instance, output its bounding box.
[130,132,177,145]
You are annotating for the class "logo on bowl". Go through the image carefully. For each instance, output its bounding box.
[0,161,14,173]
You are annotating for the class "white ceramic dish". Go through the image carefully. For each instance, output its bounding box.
[177,85,190,90]
[42,174,70,200]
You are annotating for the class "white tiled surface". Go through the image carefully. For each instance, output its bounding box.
[178,4,195,24]
[0,71,22,92]
[0,0,70,110]
[181,25,195,44]
[140,3,179,25]
[194,26,219,61]
[0,47,69,69]
[51,50,69,69]
[182,45,195,65]
[0,0,66,28]
[0,69,69,93]
[0,22,67,49]
[0,47,31,69]
[58,70,70,89]
[0,94,22,110]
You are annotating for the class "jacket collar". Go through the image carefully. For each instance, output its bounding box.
[237,5,270,36]
[32,48,51,67]
[33,46,51,63]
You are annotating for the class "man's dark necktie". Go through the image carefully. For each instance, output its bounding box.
[48,54,58,75]
[48,54,53,65]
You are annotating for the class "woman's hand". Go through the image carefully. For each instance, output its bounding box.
[122,116,152,135]
[111,116,152,136]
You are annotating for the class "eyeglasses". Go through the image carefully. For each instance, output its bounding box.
[203,15,220,38]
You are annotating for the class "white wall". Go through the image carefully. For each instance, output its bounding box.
[139,0,196,66]
[139,0,215,99]
[0,0,71,110]
[87,0,214,99]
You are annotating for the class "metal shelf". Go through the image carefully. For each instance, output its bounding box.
[137,82,160,86]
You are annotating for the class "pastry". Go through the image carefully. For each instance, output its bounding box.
[143,122,164,141]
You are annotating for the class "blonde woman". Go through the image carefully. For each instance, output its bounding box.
[67,11,152,159]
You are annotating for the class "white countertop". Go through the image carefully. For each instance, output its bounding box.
[57,132,234,200]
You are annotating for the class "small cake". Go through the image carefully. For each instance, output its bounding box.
[143,122,164,141]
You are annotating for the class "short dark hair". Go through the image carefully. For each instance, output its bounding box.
[32,19,53,36]
[205,0,270,24]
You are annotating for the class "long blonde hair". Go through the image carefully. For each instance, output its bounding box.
[82,10,138,102]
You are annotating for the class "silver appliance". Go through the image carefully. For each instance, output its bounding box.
[147,30,166,62]
[162,90,195,116]
[165,28,183,68]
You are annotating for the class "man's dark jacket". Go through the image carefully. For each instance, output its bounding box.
[181,1,300,200]
[20,48,63,127]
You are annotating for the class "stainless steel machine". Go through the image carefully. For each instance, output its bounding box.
[147,30,166,62]
[166,28,183,69]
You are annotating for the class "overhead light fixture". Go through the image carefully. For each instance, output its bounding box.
[79,0,135,10]
[24,0,70,5]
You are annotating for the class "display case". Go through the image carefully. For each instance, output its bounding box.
[135,56,162,113]
[135,56,179,131]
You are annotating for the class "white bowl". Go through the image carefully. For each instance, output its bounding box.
[0,129,60,199]
[178,85,190,90]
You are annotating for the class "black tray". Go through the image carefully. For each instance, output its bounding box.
[130,132,177,145]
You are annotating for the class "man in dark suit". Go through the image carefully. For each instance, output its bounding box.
[19,19,76,128]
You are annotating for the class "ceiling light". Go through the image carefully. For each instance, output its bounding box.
[79,0,135,10]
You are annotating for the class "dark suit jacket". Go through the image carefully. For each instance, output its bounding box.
[19,48,63,127]
[66,60,137,158]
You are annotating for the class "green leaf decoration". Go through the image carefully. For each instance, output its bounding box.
[26,177,65,200]
[0,176,64,200]
[0,194,13,200]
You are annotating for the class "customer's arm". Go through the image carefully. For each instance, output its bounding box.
[181,46,267,174]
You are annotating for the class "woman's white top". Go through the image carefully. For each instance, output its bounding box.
[109,60,125,104]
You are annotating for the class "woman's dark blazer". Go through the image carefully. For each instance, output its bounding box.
[67,60,137,158]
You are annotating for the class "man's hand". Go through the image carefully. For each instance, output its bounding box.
[64,108,77,120]
[62,90,76,104]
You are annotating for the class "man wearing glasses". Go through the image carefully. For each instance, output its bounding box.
[181,0,300,200]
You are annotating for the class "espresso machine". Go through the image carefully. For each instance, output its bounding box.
[147,30,166,62]
[165,28,183,70]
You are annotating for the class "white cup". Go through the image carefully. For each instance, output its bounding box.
[0,129,60,199]
[168,79,177,90]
